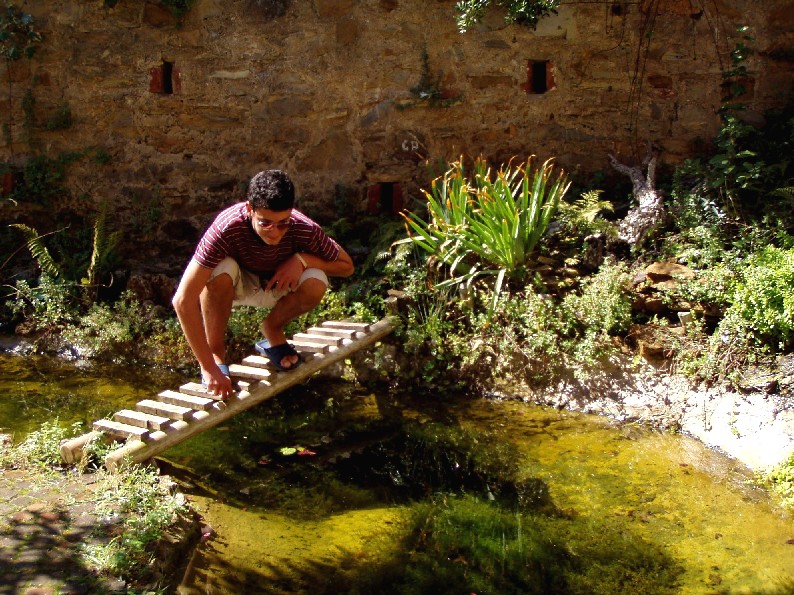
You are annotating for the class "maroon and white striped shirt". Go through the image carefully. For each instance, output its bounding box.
[193,203,341,276]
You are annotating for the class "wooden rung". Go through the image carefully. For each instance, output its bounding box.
[306,326,358,339]
[228,363,274,381]
[137,399,194,421]
[94,419,150,441]
[158,390,214,411]
[239,355,274,369]
[291,339,330,354]
[114,409,172,431]
[292,333,344,346]
[322,320,371,332]
[179,381,228,400]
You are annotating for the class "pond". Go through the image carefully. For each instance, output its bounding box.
[1,352,793,594]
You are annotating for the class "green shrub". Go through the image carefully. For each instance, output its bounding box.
[683,246,794,382]
[61,291,191,366]
[676,262,738,312]
[394,260,634,389]
[718,246,794,350]
[6,275,78,332]
[562,260,633,336]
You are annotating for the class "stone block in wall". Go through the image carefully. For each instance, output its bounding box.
[143,2,178,27]
[264,96,313,118]
[272,125,311,144]
[660,0,705,17]
[336,17,360,45]
[297,130,357,172]
[187,0,223,21]
[315,0,354,18]
[469,75,514,89]
[532,8,572,39]
[208,70,251,80]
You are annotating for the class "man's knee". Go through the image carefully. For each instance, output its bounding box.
[298,277,327,307]
[205,272,235,295]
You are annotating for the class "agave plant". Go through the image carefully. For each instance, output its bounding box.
[398,155,570,314]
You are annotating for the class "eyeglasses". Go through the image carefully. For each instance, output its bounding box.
[253,218,292,231]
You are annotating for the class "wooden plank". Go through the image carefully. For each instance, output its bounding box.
[291,339,330,354]
[104,317,395,471]
[292,333,344,346]
[239,354,273,369]
[137,399,193,421]
[114,409,172,431]
[158,389,214,411]
[321,320,371,332]
[94,419,150,441]
[178,381,228,400]
[306,326,358,339]
[228,363,273,381]
[60,431,102,464]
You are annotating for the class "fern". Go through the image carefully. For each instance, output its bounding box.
[84,204,119,285]
[10,223,62,278]
[82,203,120,303]
[572,189,613,223]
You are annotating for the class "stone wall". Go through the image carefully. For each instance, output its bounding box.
[1,0,792,273]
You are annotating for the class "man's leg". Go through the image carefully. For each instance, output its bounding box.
[200,272,235,365]
[261,277,326,368]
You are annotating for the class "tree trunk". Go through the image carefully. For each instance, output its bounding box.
[608,145,664,246]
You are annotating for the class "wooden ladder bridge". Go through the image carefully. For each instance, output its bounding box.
[60,318,394,471]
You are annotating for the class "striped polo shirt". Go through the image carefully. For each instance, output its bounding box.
[193,202,341,276]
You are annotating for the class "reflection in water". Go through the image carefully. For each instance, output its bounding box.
[1,353,792,594]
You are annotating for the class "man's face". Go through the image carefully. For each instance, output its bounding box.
[247,203,293,245]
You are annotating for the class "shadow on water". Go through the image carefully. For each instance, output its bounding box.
[168,383,696,594]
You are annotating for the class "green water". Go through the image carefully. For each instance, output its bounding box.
[0,352,185,438]
[1,352,793,594]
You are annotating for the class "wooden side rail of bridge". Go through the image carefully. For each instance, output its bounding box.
[60,318,394,471]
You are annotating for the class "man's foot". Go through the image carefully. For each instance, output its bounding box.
[255,340,302,371]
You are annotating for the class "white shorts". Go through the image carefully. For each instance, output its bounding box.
[207,256,329,308]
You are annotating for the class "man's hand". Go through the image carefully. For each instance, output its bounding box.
[203,364,233,399]
[264,254,304,292]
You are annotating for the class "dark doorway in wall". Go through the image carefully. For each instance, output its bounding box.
[149,60,178,94]
[162,61,174,94]
[367,182,404,215]
[522,60,555,95]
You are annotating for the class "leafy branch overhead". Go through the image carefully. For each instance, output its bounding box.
[456,0,562,32]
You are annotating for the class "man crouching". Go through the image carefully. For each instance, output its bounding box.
[172,169,354,399]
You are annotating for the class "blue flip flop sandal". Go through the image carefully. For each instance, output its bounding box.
[254,339,302,371]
